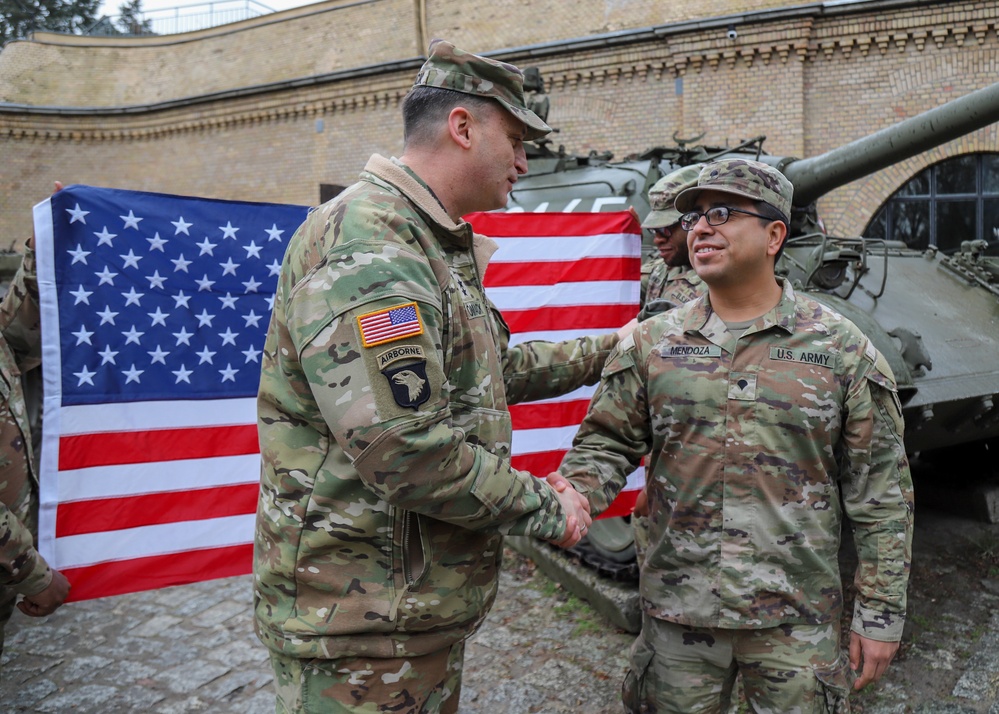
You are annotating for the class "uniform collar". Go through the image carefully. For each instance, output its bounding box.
[364,154,497,272]
[667,264,696,281]
[364,154,469,239]
[683,277,798,336]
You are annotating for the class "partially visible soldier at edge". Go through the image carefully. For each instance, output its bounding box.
[253,40,634,713]
[1,184,72,669]
[632,164,708,558]
[555,159,914,712]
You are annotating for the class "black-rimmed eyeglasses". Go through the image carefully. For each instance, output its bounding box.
[679,206,775,232]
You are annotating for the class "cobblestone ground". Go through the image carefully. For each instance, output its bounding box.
[2,507,997,713]
[0,554,634,714]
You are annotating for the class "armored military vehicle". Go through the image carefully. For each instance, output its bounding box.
[505,80,999,632]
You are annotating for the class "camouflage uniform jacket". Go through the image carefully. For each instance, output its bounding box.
[561,279,914,641]
[255,154,618,660]
[639,257,659,306]
[0,242,50,598]
[645,263,704,307]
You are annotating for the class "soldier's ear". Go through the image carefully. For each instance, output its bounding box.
[766,221,787,257]
[447,107,474,150]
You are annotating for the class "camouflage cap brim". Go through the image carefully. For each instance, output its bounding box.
[641,207,683,229]
[674,184,789,220]
[496,97,552,141]
[673,159,792,220]
[643,163,704,229]
[415,39,552,142]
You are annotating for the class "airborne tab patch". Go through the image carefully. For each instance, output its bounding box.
[769,347,832,368]
[358,302,424,348]
[377,344,427,370]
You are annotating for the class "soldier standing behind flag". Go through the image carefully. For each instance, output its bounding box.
[254,40,635,713]
[0,186,72,667]
[555,159,914,712]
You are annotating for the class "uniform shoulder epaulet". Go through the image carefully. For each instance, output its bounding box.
[861,337,898,391]
[863,336,878,364]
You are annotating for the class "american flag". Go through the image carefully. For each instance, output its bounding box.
[34,186,641,602]
[468,211,645,519]
[358,302,423,347]
[34,185,308,602]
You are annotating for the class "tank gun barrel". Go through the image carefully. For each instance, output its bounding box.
[782,81,999,207]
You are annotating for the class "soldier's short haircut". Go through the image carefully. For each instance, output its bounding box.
[402,86,497,147]
[752,200,791,262]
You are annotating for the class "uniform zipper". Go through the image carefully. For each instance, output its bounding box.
[402,510,413,586]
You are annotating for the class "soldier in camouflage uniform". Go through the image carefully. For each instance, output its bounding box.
[557,159,914,713]
[1,230,72,667]
[254,40,628,713]
[631,165,708,560]
[638,163,706,321]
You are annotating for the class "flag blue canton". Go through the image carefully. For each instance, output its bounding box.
[389,305,417,323]
[49,185,309,405]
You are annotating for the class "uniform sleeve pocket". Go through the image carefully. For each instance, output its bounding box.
[865,373,905,440]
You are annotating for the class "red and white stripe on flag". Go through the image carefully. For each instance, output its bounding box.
[467,211,646,519]
[44,398,260,601]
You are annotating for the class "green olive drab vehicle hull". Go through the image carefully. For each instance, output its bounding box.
[505,80,999,632]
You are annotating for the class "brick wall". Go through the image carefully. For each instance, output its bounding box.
[423,0,792,52]
[0,0,996,250]
[0,0,419,107]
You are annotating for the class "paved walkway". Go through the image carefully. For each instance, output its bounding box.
[2,509,998,713]
[0,556,635,714]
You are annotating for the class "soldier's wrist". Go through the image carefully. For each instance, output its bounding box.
[851,601,906,642]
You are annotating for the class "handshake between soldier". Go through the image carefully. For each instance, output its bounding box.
[546,472,593,548]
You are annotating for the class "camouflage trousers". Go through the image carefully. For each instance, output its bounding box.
[633,515,650,565]
[623,615,852,714]
[268,643,464,714]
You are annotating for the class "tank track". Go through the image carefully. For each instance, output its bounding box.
[564,540,640,582]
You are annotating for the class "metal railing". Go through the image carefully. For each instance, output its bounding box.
[86,0,276,36]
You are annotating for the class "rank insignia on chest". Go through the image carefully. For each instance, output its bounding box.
[728,372,757,401]
[357,302,424,348]
[382,360,431,409]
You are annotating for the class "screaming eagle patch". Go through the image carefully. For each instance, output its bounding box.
[382,360,431,409]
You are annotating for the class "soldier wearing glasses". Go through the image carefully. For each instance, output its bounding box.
[555,159,914,712]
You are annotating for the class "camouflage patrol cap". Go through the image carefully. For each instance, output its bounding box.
[674,158,793,221]
[413,39,552,141]
[641,163,705,229]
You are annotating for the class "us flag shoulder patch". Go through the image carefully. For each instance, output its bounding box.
[358,302,424,347]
